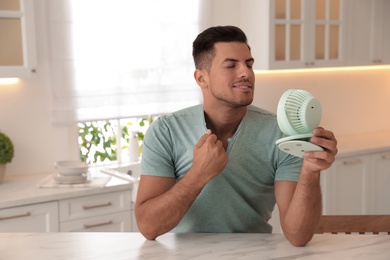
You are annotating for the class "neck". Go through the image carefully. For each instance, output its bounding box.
[204,105,247,148]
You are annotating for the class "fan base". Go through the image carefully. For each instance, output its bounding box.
[276,134,323,158]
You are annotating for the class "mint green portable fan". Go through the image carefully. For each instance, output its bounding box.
[275,89,323,158]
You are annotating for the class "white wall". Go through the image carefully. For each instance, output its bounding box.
[0,0,390,177]
[252,69,390,137]
[0,0,79,176]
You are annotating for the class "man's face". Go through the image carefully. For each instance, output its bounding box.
[204,42,255,108]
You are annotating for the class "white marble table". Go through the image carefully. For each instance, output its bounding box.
[0,232,389,259]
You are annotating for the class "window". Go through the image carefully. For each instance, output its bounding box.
[46,0,209,164]
[47,0,205,125]
[78,116,158,164]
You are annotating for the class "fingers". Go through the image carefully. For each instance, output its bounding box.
[195,129,225,150]
[204,134,224,150]
[312,127,337,143]
[310,128,337,152]
[192,130,228,180]
[303,127,338,172]
[194,129,212,149]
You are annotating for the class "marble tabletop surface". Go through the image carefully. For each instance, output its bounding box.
[0,232,389,259]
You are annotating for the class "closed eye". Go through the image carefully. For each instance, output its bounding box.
[223,58,254,69]
[246,58,254,69]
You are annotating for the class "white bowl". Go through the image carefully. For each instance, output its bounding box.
[55,160,89,176]
[52,172,88,184]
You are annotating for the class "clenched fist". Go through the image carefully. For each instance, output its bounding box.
[191,130,228,183]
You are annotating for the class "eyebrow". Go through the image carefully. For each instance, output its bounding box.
[222,58,255,63]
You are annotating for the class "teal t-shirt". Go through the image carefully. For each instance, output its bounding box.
[141,104,303,233]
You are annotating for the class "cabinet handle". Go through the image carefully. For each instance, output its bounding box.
[382,154,390,160]
[0,212,31,221]
[343,159,362,165]
[82,202,112,210]
[83,220,113,229]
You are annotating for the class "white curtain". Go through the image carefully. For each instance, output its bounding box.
[46,0,206,125]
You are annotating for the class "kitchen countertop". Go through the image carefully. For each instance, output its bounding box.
[0,168,132,209]
[335,130,390,157]
[0,232,389,259]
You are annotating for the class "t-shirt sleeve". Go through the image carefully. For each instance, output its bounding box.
[274,152,303,182]
[140,118,176,178]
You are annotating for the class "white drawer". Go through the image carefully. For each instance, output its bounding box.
[59,190,131,221]
[0,201,59,232]
[60,211,131,232]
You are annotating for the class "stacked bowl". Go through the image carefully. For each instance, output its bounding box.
[54,161,89,184]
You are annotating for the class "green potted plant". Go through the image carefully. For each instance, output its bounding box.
[0,131,14,184]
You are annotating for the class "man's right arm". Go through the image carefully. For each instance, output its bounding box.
[135,130,228,240]
[135,171,207,240]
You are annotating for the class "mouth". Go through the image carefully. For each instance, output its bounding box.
[234,85,251,89]
[233,82,252,90]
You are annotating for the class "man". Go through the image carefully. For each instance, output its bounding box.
[135,26,338,247]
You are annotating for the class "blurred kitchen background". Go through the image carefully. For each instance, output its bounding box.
[1,0,389,177]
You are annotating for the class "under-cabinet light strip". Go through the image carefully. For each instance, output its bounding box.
[0,78,20,84]
[255,65,390,74]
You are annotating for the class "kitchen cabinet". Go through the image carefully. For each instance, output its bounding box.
[321,154,370,214]
[239,0,347,70]
[0,172,135,232]
[321,150,390,215]
[346,0,390,66]
[0,191,133,232]
[60,212,131,232]
[59,190,132,232]
[367,152,390,214]
[0,201,59,232]
[0,0,36,78]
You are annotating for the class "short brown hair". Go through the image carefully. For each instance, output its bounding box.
[192,26,250,71]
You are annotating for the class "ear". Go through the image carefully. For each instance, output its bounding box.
[194,69,208,89]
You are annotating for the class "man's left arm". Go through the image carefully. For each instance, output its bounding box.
[275,127,338,247]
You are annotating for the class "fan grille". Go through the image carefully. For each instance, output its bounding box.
[284,90,313,133]
[277,89,322,135]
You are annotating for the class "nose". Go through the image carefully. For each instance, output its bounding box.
[238,63,253,80]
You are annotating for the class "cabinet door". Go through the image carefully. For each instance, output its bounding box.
[322,155,370,214]
[0,0,36,78]
[310,0,346,68]
[371,0,390,64]
[345,0,371,65]
[367,151,390,214]
[270,0,307,69]
[60,211,131,232]
[270,0,346,69]
[59,191,131,222]
[0,202,59,232]
[347,0,390,65]
[382,0,390,63]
